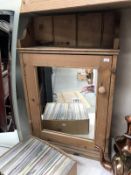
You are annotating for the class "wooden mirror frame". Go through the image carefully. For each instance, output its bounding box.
[19,47,118,159]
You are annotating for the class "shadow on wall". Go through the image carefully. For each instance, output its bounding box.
[112,9,131,137]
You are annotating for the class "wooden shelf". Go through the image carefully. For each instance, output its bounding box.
[21,0,131,14]
[18,47,119,55]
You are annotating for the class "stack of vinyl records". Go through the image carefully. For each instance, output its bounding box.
[42,103,89,135]
[43,103,89,120]
[0,137,76,175]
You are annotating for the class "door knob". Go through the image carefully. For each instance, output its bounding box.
[98,86,106,94]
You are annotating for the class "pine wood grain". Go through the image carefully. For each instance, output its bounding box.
[21,0,131,13]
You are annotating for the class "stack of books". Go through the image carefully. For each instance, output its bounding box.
[0,137,76,175]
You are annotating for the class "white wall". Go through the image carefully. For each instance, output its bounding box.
[112,9,131,137]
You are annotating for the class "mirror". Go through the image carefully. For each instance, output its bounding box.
[37,67,98,140]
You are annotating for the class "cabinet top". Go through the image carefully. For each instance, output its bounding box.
[18,47,119,56]
[21,0,131,14]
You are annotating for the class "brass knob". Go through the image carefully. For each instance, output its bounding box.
[98,86,106,94]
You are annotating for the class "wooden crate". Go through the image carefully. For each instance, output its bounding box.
[43,119,89,134]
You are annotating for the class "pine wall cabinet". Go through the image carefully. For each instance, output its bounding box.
[17,1,122,160]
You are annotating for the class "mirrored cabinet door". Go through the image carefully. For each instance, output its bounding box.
[37,67,97,140]
[19,48,118,159]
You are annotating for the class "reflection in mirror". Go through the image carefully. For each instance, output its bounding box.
[37,67,97,140]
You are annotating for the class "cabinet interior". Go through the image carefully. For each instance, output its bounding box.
[19,10,120,50]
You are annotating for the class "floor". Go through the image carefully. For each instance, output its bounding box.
[0,131,111,175]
